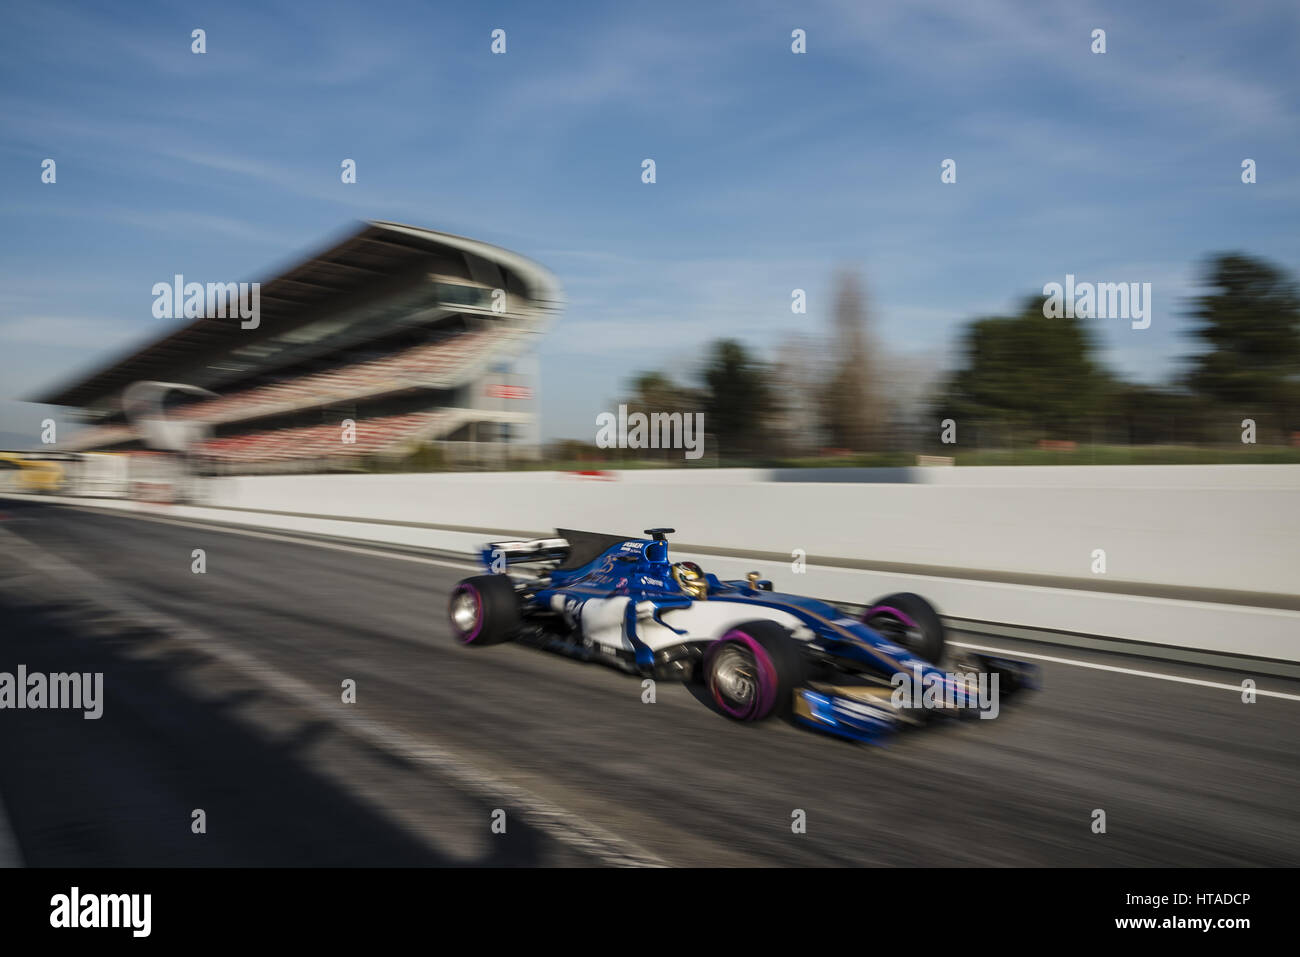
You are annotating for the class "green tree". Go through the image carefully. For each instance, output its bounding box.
[1185,253,1300,433]
[625,370,698,416]
[937,296,1109,440]
[1098,384,1210,446]
[698,339,773,458]
[616,369,702,462]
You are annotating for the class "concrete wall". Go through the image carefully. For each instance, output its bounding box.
[205,466,1299,594]
[17,465,1300,663]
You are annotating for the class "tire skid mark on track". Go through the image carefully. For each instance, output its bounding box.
[0,525,667,868]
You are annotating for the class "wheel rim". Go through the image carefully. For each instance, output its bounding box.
[707,633,779,720]
[711,645,758,711]
[450,588,480,638]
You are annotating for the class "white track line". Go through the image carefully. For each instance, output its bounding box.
[951,640,1300,702]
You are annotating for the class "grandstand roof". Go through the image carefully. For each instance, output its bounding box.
[32,221,561,408]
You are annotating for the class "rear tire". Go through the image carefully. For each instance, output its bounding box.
[449,575,521,645]
[863,592,945,664]
[703,620,807,721]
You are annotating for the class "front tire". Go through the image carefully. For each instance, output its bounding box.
[449,575,521,645]
[703,621,807,721]
[862,592,945,664]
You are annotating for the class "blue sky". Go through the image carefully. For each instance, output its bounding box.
[1,0,1297,443]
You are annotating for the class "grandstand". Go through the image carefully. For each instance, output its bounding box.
[33,222,561,475]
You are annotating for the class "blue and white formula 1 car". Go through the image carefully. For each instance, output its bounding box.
[448,528,1038,742]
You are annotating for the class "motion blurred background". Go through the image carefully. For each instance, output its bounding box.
[1,0,1298,475]
[0,0,1297,870]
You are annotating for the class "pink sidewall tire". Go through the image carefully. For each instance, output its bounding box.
[862,591,945,664]
[704,620,807,722]
[449,575,520,646]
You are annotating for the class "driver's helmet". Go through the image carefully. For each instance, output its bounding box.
[672,561,708,599]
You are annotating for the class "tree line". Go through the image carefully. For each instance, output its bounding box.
[580,252,1300,461]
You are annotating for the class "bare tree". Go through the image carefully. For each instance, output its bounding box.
[768,334,824,456]
[820,271,886,450]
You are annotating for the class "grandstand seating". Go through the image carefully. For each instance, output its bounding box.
[40,222,558,476]
[173,329,495,424]
[196,410,451,464]
[61,329,507,458]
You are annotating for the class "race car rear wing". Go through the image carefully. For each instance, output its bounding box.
[481,537,571,568]
[480,528,643,571]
